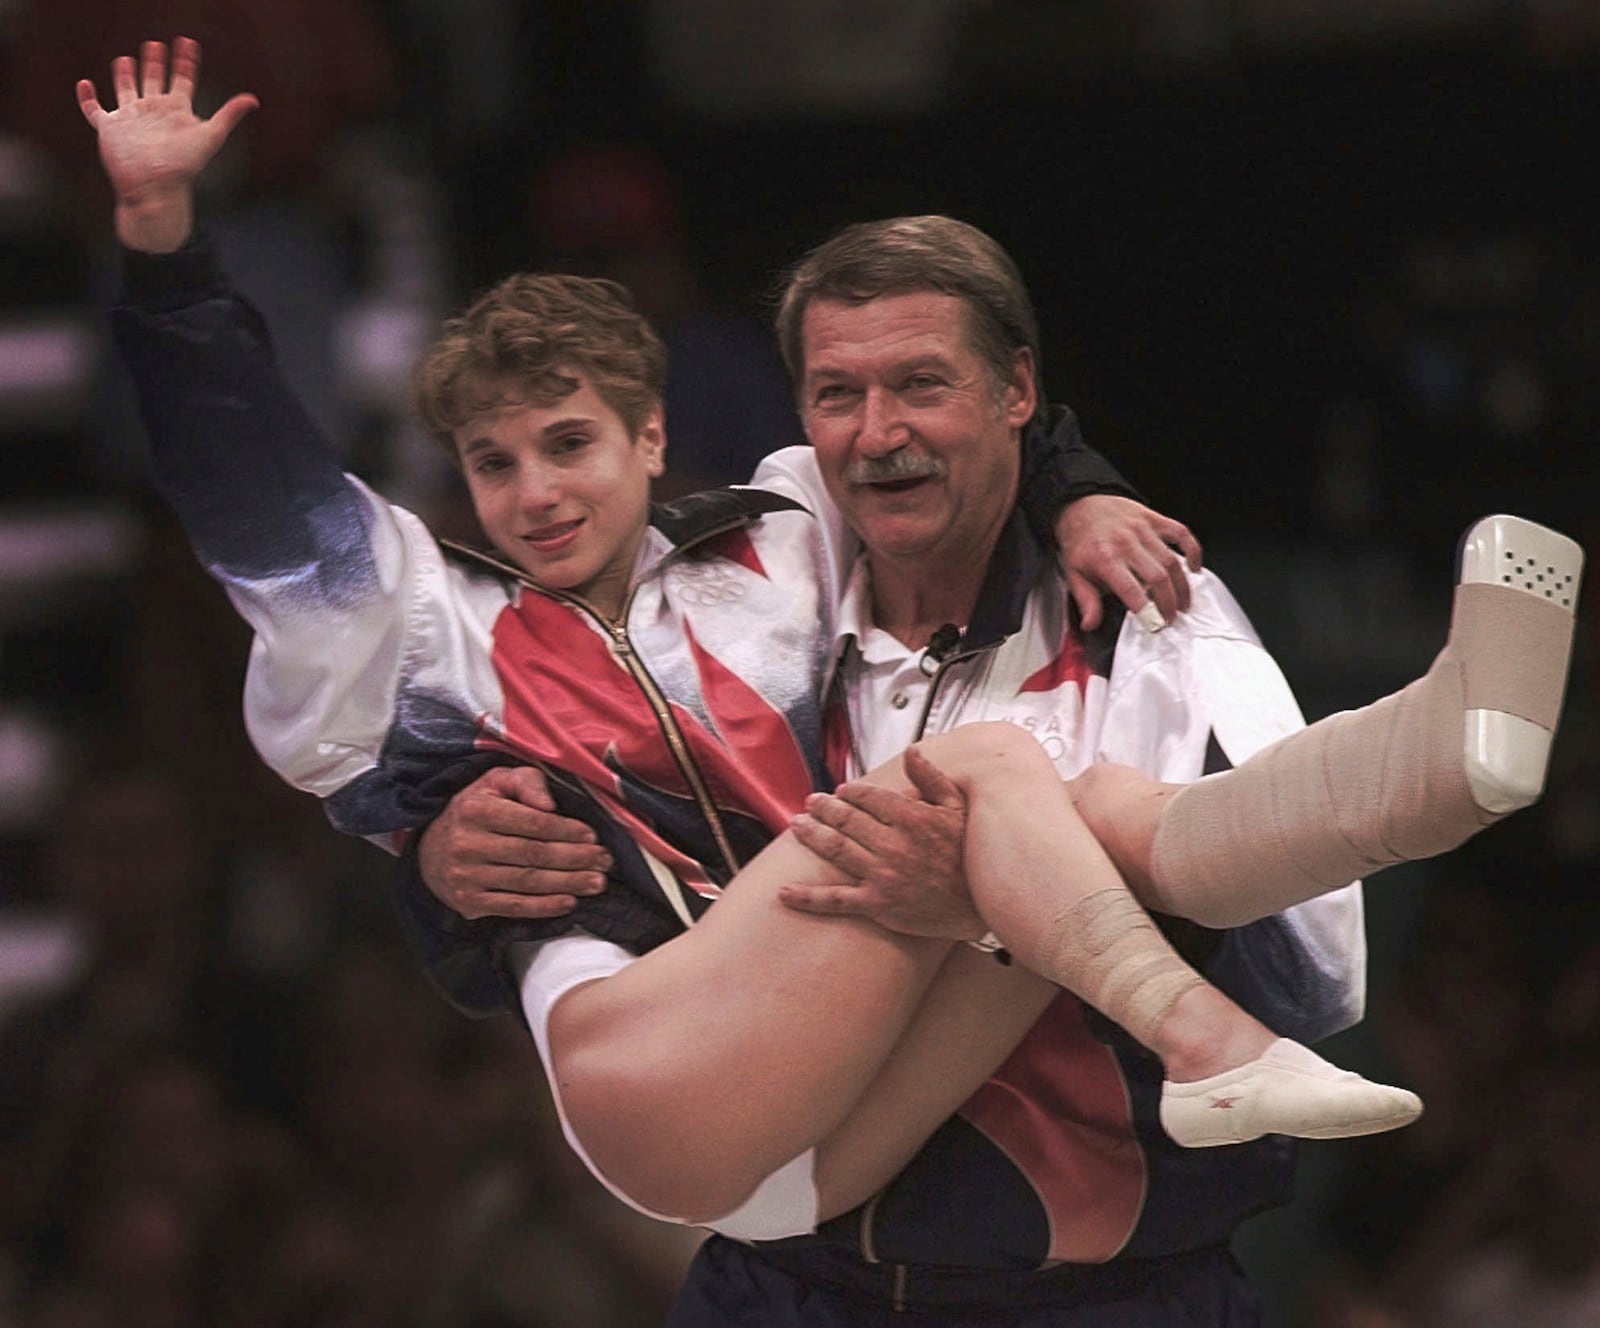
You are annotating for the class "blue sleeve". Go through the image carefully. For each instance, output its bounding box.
[110,237,486,816]
[111,236,377,602]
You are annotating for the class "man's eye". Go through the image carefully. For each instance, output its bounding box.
[812,384,854,407]
[905,374,943,392]
[551,434,591,455]
[474,455,510,475]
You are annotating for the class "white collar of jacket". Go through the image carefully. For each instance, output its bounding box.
[829,505,1124,667]
[438,484,809,586]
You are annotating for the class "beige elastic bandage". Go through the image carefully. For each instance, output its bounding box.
[1455,583,1572,729]
[1040,888,1204,1050]
[1147,583,1574,929]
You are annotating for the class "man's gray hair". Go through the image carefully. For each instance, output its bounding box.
[774,215,1041,393]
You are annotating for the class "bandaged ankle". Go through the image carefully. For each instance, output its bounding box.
[1147,516,1582,928]
[1037,888,1204,1050]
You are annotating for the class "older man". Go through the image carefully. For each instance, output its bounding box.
[699,219,1368,1326]
[419,216,1368,1327]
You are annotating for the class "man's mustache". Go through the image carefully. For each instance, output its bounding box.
[844,452,948,486]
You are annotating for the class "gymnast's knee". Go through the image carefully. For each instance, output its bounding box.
[915,720,1052,784]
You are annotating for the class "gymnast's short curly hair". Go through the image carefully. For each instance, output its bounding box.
[412,272,667,451]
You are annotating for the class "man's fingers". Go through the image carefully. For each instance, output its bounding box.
[1159,519,1204,572]
[1135,529,1193,617]
[448,864,607,912]
[802,789,881,835]
[453,766,583,839]
[465,797,602,851]
[776,883,872,917]
[1167,567,1192,618]
[502,836,612,875]
[1164,560,1192,616]
[482,863,606,895]
[901,746,966,810]
[1101,562,1158,624]
[480,763,557,812]
[1065,569,1104,632]
[790,813,875,879]
[812,781,934,826]
[1107,529,1180,620]
[1135,556,1181,625]
[453,818,610,873]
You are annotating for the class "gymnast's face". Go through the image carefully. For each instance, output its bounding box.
[454,373,665,619]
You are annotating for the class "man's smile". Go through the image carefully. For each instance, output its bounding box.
[862,475,934,495]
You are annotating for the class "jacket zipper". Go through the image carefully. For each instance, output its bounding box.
[601,604,742,877]
[441,525,756,881]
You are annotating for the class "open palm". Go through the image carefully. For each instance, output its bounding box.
[77,36,256,203]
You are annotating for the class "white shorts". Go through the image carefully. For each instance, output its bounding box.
[513,932,820,1241]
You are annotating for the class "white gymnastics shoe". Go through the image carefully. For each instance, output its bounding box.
[1160,1039,1423,1148]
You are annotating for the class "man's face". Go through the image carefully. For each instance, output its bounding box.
[453,372,665,617]
[798,292,1035,570]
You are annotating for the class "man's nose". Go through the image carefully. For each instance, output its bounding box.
[856,388,907,456]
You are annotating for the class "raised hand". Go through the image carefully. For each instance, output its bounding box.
[76,36,258,252]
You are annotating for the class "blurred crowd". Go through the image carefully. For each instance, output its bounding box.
[1,2,1597,1325]
[1306,838,1600,1328]
[0,519,707,1328]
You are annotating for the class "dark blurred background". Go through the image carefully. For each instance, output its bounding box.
[1,3,1596,1325]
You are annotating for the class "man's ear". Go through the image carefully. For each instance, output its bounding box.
[637,406,667,477]
[1004,348,1038,428]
